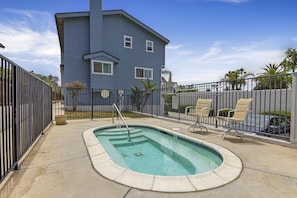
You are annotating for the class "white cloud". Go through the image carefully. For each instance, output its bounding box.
[166,40,286,85]
[0,9,60,78]
[195,41,223,62]
[167,44,193,55]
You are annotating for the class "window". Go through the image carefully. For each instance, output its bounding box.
[135,67,153,80]
[92,60,113,75]
[146,40,154,52]
[124,35,133,49]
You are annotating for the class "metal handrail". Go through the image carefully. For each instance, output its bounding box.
[112,103,131,141]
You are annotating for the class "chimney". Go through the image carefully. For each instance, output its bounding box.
[89,0,103,53]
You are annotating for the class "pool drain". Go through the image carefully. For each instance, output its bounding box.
[134,152,143,157]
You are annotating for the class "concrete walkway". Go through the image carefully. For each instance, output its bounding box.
[1,118,297,198]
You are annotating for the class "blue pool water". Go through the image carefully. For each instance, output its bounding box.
[94,126,223,176]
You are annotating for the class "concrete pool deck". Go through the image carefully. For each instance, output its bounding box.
[1,118,297,198]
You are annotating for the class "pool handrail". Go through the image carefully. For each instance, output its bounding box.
[112,103,131,141]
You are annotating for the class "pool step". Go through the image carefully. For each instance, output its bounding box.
[95,127,142,137]
[111,135,148,147]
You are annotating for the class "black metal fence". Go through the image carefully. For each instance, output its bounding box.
[53,73,292,141]
[52,88,162,119]
[165,74,292,141]
[0,54,52,183]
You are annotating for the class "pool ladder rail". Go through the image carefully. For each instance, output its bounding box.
[112,103,131,141]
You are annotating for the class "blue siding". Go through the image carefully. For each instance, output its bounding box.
[64,17,90,87]
[101,14,165,90]
[62,14,166,91]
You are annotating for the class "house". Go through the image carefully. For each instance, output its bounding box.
[55,0,169,111]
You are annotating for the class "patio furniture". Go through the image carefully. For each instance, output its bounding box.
[185,98,213,133]
[217,98,253,140]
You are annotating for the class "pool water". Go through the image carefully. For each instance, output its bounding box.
[94,126,223,176]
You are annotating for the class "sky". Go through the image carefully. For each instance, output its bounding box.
[1,0,297,85]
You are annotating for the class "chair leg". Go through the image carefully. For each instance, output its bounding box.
[188,120,208,133]
[188,122,197,132]
[222,122,245,141]
[221,122,236,140]
[222,127,231,140]
[201,124,208,133]
[234,128,245,141]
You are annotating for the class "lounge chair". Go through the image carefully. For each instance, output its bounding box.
[185,98,213,133]
[217,98,253,140]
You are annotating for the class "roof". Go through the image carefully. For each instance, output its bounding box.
[55,9,170,51]
[83,51,120,64]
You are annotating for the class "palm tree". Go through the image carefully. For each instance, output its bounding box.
[254,64,288,90]
[131,86,142,111]
[261,63,282,75]
[223,70,238,90]
[140,78,158,112]
[280,48,297,72]
[223,68,253,90]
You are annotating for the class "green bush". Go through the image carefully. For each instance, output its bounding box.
[179,104,192,113]
[260,111,291,120]
[163,94,174,114]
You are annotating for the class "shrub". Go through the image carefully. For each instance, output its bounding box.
[179,104,192,113]
[65,81,86,111]
[260,111,291,120]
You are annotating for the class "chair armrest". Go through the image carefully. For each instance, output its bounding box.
[216,108,233,117]
[199,107,209,117]
[185,106,195,115]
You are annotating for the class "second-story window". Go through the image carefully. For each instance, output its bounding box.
[146,40,154,52]
[135,67,153,80]
[124,35,133,49]
[92,60,113,75]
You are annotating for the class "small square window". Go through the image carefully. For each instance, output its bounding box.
[124,35,133,49]
[146,40,154,52]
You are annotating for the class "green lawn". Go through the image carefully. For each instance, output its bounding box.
[65,110,149,119]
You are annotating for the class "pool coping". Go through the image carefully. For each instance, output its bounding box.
[82,124,243,192]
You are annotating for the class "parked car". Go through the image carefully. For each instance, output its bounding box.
[230,114,290,135]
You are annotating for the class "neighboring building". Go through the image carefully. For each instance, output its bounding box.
[55,0,169,111]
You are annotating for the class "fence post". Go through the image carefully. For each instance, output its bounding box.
[290,72,297,144]
[178,93,181,120]
[215,82,219,128]
[13,65,19,170]
[91,88,94,120]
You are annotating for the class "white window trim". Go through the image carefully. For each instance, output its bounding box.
[124,35,133,49]
[135,67,153,80]
[146,40,154,52]
[91,60,113,75]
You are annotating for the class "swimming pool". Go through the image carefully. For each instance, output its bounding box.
[83,124,242,192]
[94,126,222,176]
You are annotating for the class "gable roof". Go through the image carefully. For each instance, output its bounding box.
[104,10,169,44]
[83,51,120,63]
[55,9,170,51]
